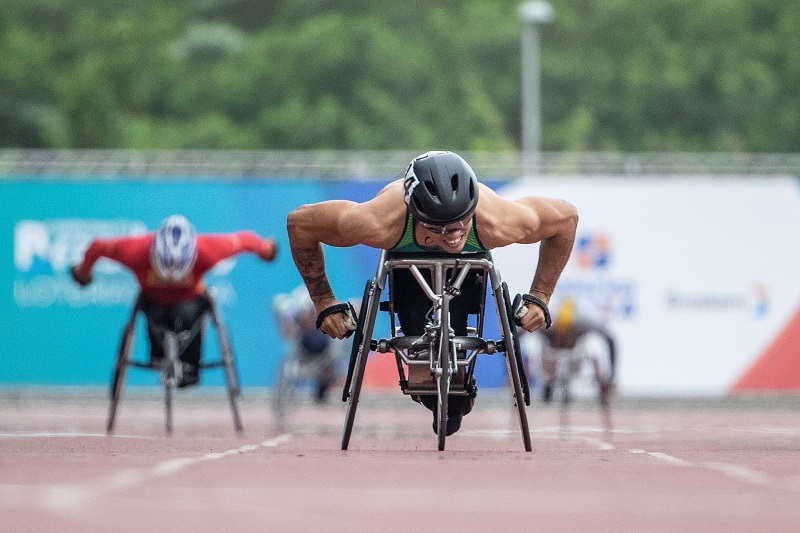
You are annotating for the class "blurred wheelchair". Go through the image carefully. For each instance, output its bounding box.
[521,297,615,433]
[272,286,346,425]
[106,292,243,434]
[341,250,532,451]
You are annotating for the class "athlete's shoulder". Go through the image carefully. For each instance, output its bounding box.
[371,179,406,206]
[107,233,152,253]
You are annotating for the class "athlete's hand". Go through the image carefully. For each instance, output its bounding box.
[316,299,357,340]
[513,293,551,333]
[515,304,546,332]
[259,238,278,262]
[70,265,93,287]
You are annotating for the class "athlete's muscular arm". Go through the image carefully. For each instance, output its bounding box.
[199,231,278,266]
[516,196,578,301]
[230,231,278,261]
[71,237,129,286]
[287,183,405,339]
[478,187,578,332]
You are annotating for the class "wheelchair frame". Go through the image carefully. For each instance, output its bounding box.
[539,344,613,433]
[341,250,532,451]
[106,292,243,435]
[272,335,341,423]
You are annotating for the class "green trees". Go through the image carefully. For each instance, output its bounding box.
[1,0,798,151]
[545,0,800,151]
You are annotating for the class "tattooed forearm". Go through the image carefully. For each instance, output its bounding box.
[292,245,334,301]
[304,274,334,301]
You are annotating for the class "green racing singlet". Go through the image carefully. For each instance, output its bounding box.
[389,212,487,253]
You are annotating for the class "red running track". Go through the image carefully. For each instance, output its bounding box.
[1,388,799,533]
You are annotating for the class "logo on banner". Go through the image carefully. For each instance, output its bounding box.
[12,219,237,307]
[575,231,611,271]
[13,219,147,307]
[559,230,637,320]
[665,283,770,318]
[753,283,770,317]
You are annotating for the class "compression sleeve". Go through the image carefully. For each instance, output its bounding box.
[77,235,152,276]
[196,231,267,267]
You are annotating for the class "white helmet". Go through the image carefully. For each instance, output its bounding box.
[151,215,197,281]
[289,285,315,316]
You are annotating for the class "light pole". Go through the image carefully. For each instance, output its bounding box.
[519,0,553,177]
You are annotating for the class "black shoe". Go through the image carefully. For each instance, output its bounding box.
[430,396,468,436]
[432,410,463,436]
[445,409,463,436]
[177,364,199,389]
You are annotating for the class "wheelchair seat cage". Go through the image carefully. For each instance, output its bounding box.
[106,292,243,435]
[341,250,532,451]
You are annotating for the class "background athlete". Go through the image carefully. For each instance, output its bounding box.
[272,284,344,406]
[522,296,616,405]
[71,215,277,388]
[287,151,578,434]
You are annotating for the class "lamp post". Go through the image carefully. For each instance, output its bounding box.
[519,0,553,177]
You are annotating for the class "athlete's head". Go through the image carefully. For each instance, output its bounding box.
[290,284,316,319]
[151,215,197,281]
[403,151,479,226]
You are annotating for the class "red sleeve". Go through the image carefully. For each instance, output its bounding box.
[78,235,152,274]
[194,231,266,271]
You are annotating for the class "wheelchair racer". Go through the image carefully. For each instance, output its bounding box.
[287,151,578,435]
[521,296,616,403]
[273,285,343,404]
[71,215,277,388]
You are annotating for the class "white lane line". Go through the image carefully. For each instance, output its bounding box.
[571,435,615,451]
[0,434,292,513]
[629,449,691,466]
[533,426,661,435]
[0,432,160,439]
[700,462,773,488]
[732,427,800,435]
[629,448,798,492]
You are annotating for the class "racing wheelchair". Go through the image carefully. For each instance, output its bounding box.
[527,333,614,434]
[106,292,243,435]
[272,331,343,424]
[341,250,532,451]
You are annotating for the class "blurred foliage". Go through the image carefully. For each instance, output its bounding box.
[1,0,798,151]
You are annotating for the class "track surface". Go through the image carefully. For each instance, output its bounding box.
[1,388,799,532]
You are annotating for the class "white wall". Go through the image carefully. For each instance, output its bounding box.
[493,176,800,394]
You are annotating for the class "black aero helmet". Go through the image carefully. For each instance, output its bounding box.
[403,151,479,225]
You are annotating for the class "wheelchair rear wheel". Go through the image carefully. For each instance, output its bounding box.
[162,331,179,435]
[273,357,298,424]
[107,319,136,433]
[500,282,532,452]
[342,280,381,450]
[217,323,243,433]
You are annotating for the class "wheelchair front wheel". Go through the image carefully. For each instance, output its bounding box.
[436,341,450,451]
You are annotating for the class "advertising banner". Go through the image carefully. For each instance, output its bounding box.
[3,175,798,395]
[493,176,800,394]
[0,179,379,387]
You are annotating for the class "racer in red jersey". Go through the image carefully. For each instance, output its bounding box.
[71,215,277,388]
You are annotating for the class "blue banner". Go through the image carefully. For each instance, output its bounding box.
[1,177,509,389]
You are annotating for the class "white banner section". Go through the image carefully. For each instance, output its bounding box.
[493,176,800,395]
